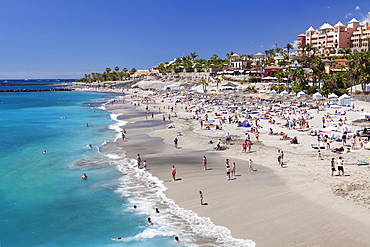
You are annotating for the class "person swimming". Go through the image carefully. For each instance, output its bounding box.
[174,236,179,243]
[81,173,88,180]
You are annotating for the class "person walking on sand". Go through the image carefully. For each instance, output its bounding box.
[203,156,207,170]
[249,158,255,172]
[331,158,336,176]
[337,157,345,176]
[326,138,331,150]
[173,137,178,149]
[231,162,236,177]
[172,165,177,181]
[216,138,221,150]
[247,139,252,152]
[199,191,204,205]
[226,165,231,181]
[225,158,230,167]
[242,140,247,153]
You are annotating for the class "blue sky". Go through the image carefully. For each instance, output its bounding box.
[0,0,369,79]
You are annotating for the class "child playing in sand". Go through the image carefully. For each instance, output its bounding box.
[318,150,322,160]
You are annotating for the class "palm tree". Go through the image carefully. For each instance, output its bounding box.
[310,58,325,87]
[190,52,198,60]
[275,47,283,55]
[201,78,208,93]
[105,67,111,73]
[284,43,294,60]
[226,51,235,60]
[215,77,221,91]
[130,68,137,81]
[114,66,120,72]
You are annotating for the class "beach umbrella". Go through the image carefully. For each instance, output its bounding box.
[297,91,306,97]
[270,89,277,94]
[312,92,322,98]
[328,93,338,99]
[280,90,289,95]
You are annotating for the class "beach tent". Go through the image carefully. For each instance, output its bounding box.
[328,93,338,99]
[312,92,322,98]
[297,91,306,97]
[270,89,277,94]
[280,90,289,95]
[241,120,251,127]
[338,94,351,106]
[164,85,184,90]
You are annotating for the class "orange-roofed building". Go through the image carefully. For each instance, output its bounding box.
[264,66,280,77]
[323,58,348,74]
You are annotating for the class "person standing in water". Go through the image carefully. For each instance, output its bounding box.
[147,217,153,226]
[137,154,142,168]
[81,173,88,180]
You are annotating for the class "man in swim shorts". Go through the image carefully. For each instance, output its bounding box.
[337,156,344,176]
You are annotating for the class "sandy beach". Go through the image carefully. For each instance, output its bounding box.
[103,89,370,246]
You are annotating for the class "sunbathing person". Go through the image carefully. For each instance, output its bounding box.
[280,134,291,141]
[290,137,298,144]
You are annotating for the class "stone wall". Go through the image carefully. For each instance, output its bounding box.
[352,95,370,102]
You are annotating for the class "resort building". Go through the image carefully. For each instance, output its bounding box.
[229,53,250,69]
[299,18,364,54]
[351,22,370,51]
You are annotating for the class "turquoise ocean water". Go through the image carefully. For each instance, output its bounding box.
[0,82,255,247]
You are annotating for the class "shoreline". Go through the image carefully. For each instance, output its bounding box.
[103,89,370,246]
[102,99,256,246]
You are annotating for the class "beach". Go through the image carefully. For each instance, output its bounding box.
[101,89,370,246]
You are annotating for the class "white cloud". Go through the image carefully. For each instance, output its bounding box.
[260,45,264,48]
[344,13,353,19]
[360,12,370,24]
[355,5,360,11]
[292,40,300,50]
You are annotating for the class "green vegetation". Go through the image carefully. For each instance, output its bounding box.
[76,45,370,96]
[76,67,137,83]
